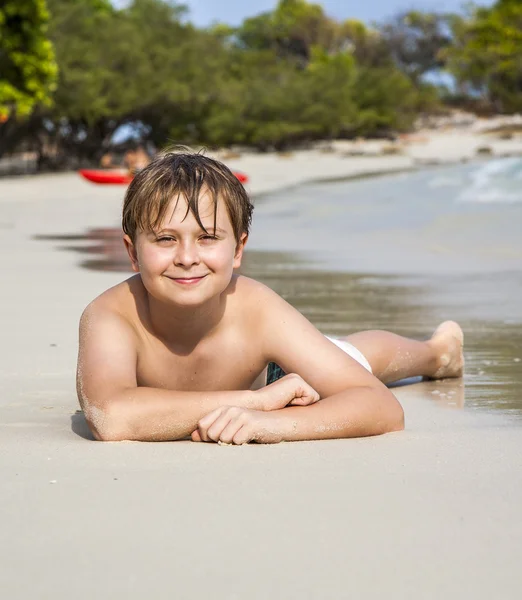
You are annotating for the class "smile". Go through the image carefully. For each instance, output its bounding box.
[165,274,208,285]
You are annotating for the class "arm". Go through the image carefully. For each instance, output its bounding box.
[77,305,257,442]
[263,287,404,438]
[77,304,318,442]
[269,295,404,439]
[267,386,403,442]
[194,376,403,445]
[193,284,404,444]
[193,384,402,445]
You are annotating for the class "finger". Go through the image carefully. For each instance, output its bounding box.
[303,392,320,404]
[198,406,226,430]
[232,424,252,446]
[289,389,320,406]
[288,397,309,406]
[197,407,227,442]
[219,419,246,445]
[191,430,203,442]
[206,411,235,442]
[305,388,320,403]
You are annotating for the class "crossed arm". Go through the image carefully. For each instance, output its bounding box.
[77,292,404,444]
[207,288,405,444]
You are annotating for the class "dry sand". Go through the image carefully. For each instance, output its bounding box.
[1,127,522,599]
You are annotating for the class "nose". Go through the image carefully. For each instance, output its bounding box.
[174,239,200,268]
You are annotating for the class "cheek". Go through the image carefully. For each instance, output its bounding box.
[204,244,237,269]
[139,246,171,269]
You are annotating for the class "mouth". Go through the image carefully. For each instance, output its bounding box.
[165,274,208,285]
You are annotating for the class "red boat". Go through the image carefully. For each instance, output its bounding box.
[79,168,249,185]
[79,169,133,185]
[233,171,249,184]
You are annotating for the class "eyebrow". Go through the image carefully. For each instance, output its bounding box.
[201,227,227,234]
[153,226,228,234]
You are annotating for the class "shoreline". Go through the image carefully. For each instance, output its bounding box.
[217,127,522,197]
[4,117,522,198]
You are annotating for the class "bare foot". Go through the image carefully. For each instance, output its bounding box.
[427,321,464,379]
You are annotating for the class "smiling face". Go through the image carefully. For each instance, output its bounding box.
[124,191,247,308]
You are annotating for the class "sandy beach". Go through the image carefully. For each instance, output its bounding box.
[1,125,522,598]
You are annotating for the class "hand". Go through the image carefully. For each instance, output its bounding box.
[191,406,285,445]
[254,373,320,411]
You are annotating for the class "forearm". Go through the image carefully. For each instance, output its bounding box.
[271,386,404,442]
[86,387,257,442]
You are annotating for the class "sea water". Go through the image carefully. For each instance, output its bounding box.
[245,158,522,417]
[249,157,522,276]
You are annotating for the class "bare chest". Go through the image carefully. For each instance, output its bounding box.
[136,333,264,392]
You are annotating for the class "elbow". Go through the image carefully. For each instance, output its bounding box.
[92,426,129,442]
[84,403,131,442]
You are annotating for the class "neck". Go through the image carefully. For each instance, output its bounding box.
[147,293,226,351]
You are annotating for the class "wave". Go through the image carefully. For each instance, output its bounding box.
[458,158,522,203]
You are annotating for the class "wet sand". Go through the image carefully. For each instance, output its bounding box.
[1,169,521,598]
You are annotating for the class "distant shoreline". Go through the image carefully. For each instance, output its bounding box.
[215,122,522,197]
[3,115,522,200]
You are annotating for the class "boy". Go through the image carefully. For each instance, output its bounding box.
[77,152,464,444]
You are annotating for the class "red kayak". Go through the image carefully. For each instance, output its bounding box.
[233,171,249,184]
[79,169,134,184]
[79,168,249,185]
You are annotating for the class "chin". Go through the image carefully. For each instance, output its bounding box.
[166,283,228,307]
[144,271,233,305]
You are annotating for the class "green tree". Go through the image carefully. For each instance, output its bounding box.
[302,48,357,139]
[351,67,419,136]
[0,0,57,119]
[197,49,307,149]
[445,0,522,112]
[379,11,453,84]
[0,0,58,158]
[236,0,343,66]
[1,0,439,162]
[42,0,224,160]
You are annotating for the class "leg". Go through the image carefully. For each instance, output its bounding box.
[344,321,464,385]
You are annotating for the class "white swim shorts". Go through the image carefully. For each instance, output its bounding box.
[325,336,372,373]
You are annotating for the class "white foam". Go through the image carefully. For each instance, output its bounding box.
[458,158,522,203]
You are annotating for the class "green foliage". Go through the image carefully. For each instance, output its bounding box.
[4,0,481,162]
[445,0,522,112]
[236,0,351,65]
[339,20,392,68]
[351,67,419,135]
[379,11,453,84]
[43,0,223,156]
[0,0,57,118]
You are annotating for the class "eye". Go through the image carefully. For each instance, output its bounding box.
[200,235,218,241]
[156,236,175,243]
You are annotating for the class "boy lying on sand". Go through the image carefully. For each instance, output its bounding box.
[77,152,464,444]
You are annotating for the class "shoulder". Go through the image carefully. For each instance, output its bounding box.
[230,275,289,316]
[230,274,305,344]
[232,274,282,300]
[79,275,144,340]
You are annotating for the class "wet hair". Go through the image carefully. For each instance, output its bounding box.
[122,151,253,242]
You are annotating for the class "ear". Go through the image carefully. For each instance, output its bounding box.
[233,233,248,269]
[123,234,140,272]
